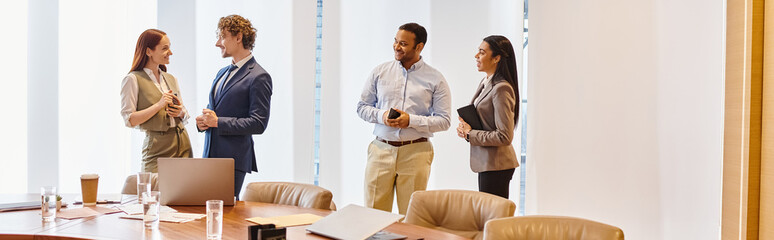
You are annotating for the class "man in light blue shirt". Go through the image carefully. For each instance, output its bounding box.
[357,23,451,214]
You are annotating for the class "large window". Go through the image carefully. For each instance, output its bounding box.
[314,0,323,186]
[519,0,529,216]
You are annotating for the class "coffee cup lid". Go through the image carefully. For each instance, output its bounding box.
[80,174,99,179]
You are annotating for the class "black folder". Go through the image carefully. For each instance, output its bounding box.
[457,104,483,130]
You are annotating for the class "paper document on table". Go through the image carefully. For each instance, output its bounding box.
[57,206,122,219]
[116,203,177,215]
[120,212,205,223]
[246,213,324,227]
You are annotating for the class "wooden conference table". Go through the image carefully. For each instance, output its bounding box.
[0,194,468,240]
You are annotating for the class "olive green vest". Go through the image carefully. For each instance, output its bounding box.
[132,70,181,132]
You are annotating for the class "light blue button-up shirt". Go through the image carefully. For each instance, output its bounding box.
[357,57,451,141]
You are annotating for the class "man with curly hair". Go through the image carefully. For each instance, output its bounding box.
[196,14,273,199]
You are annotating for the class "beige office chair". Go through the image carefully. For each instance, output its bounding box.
[242,182,336,210]
[403,190,516,240]
[120,173,159,195]
[483,215,624,240]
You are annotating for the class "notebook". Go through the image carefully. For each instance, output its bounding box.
[457,104,484,130]
[306,204,404,240]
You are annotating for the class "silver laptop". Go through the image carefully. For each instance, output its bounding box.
[157,158,235,206]
[306,204,404,240]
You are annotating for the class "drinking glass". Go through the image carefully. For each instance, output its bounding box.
[142,191,160,228]
[41,186,57,222]
[206,200,223,240]
[136,172,152,202]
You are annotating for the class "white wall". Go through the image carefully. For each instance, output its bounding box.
[319,0,525,209]
[0,0,28,194]
[528,0,723,239]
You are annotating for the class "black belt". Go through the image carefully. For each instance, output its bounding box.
[147,125,185,135]
[377,137,428,147]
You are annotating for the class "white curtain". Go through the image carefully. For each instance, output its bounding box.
[0,0,28,194]
[527,0,723,239]
[58,0,157,194]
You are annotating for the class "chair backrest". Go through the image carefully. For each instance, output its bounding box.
[483,215,624,240]
[403,190,516,240]
[242,182,335,210]
[121,173,159,195]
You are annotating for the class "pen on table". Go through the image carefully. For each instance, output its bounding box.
[73,200,122,205]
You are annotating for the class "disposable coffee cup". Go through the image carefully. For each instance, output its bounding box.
[80,174,99,206]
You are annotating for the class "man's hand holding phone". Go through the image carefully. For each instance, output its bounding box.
[388,108,400,119]
[385,108,409,128]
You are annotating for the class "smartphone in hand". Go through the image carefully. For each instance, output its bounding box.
[171,93,180,105]
[388,108,400,119]
[167,93,180,110]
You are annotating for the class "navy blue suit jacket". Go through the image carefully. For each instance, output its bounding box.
[203,57,272,173]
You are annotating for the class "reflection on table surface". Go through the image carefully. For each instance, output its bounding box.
[0,195,468,240]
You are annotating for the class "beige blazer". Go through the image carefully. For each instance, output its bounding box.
[468,77,519,173]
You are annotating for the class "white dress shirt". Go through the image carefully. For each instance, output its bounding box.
[357,57,452,141]
[120,68,189,129]
[214,54,253,96]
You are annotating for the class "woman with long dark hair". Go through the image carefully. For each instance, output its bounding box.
[120,29,192,172]
[457,35,520,198]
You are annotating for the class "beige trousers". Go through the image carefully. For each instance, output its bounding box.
[364,139,434,214]
[141,126,193,172]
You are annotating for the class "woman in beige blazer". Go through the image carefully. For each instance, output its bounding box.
[120,29,192,172]
[457,35,520,198]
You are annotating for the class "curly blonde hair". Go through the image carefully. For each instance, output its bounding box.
[217,15,257,50]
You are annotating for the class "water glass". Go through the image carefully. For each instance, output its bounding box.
[206,200,223,240]
[41,186,57,222]
[137,183,150,204]
[137,172,152,202]
[142,191,160,228]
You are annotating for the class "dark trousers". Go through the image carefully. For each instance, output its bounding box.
[235,170,247,200]
[478,168,516,199]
